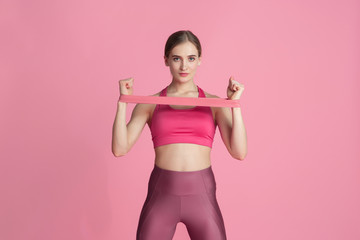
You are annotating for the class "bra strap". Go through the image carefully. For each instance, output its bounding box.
[197,85,206,98]
[160,86,167,96]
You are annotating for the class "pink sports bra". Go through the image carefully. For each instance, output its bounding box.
[149,85,216,148]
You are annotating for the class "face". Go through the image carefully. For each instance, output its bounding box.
[164,41,201,83]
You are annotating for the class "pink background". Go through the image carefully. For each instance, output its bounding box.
[1,0,359,239]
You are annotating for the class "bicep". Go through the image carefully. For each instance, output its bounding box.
[215,107,233,152]
[126,104,151,148]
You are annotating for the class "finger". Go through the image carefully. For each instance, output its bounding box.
[119,77,133,83]
[231,79,241,85]
[234,83,242,92]
[228,76,234,86]
[120,78,134,88]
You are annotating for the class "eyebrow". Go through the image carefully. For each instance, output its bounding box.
[171,55,197,58]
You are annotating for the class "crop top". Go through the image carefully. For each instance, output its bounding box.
[149,85,216,148]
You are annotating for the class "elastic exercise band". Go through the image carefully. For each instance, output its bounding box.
[118,95,240,108]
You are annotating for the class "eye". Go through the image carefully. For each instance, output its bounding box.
[173,57,180,62]
[189,57,196,62]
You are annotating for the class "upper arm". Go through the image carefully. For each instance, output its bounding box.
[126,103,153,150]
[125,92,160,151]
[204,91,233,153]
[215,106,233,154]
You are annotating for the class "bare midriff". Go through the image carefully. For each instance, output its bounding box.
[154,143,212,172]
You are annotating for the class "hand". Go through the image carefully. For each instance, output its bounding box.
[119,78,134,96]
[227,76,244,100]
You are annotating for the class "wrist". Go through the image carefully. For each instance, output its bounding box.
[117,96,127,106]
[117,101,127,113]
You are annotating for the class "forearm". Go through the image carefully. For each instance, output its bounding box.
[112,101,129,156]
[230,107,248,160]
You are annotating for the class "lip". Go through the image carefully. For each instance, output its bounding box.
[179,73,189,77]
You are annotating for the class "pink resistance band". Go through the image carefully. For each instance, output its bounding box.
[118,95,241,108]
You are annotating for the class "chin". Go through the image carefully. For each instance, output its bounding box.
[180,79,192,84]
[177,75,194,82]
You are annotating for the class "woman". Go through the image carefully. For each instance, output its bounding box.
[112,30,247,240]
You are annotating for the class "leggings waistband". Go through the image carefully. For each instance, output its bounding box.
[149,164,216,195]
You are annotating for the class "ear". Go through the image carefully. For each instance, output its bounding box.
[164,56,169,66]
[198,57,202,66]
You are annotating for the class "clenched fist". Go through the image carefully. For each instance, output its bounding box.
[227,76,244,100]
[119,78,134,96]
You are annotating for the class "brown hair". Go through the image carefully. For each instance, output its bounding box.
[164,30,202,58]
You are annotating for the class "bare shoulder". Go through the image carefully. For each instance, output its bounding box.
[131,91,161,114]
[202,90,223,115]
[133,90,163,119]
[203,91,220,99]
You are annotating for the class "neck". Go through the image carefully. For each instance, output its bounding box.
[168,79,197,94]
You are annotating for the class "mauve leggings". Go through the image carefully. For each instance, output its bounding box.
[136,164,227,240]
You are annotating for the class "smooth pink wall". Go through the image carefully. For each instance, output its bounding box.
[1,0,359,239]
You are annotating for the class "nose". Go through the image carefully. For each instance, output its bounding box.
[180,60,188,70]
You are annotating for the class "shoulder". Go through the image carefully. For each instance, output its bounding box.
[201,89,230,117]
[202,88,220,99]
[201,89,223,115]
[203,91,220,99]
[132,90,162,113]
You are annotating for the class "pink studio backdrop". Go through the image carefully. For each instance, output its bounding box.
[1,0,359,239]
